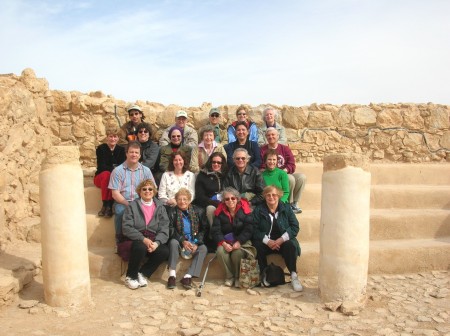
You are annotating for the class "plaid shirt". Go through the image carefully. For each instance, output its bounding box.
[108,162,154,202]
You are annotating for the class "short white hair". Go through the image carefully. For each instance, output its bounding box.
[262,107,278,119]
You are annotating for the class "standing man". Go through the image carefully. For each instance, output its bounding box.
[159,110,198,148]
[207,107,228,144]
[258,106,287,145]
[121,105,145,144]
[260,128,306,214]
[108,141,155,246]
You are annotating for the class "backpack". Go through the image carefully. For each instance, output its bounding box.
[262,263,287,287]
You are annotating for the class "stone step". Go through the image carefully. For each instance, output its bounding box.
[300,208,450,242]
[84,163,450,187]
[88,237,450,280]
[86,208,450,248]
[84,183,450,214]
[299,163,450,185]
[300,184,450,210]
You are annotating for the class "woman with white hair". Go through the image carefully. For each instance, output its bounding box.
[258,107,287,145]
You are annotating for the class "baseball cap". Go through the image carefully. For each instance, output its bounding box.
[176,110,188,118]
[127,105,143,113]
[209,108,221,116]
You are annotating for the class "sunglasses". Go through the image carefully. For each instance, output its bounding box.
[224,197,237,201]
[234,157,246,161]
[139,129,149,134]
[237,112,246,116]
[171,135,181,138]
[129,112,140,116]
[141,187,153,192]
[210,114,220,118]
[211,161,222,165]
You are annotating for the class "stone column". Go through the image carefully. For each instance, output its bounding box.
[40,146,91,306]
[318,153,371,304]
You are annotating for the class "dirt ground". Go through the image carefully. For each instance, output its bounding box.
[1,270,449,336]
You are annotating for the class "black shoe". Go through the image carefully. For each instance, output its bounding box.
[104,207,113,218]
[167,276,176,289]
[180,277,192,289]
[98,206,106,217]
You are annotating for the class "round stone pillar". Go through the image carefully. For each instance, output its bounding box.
[40,146,91,306]
[318,153,371,303]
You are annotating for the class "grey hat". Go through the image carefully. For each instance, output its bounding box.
[209,108,221,116]
[127,105,143,113]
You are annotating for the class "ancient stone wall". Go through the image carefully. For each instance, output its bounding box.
[49,92,450,167]
[0,68,449,244]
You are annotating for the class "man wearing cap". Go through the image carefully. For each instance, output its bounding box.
[121,105,145,144]
[207,107,228,144]
[159,110,198,148]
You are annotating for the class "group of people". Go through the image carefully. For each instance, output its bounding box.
[94,105,306,292]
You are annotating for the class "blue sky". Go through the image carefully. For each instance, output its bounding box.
[1,0,449,106]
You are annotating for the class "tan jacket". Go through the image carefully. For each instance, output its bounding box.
[190,143,227,173]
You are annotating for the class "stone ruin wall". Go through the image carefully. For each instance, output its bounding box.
[0,68,449,245]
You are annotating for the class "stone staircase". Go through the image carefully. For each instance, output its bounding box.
[84,163,450,280]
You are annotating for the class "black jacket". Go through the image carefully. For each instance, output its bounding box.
[139,140,160,172]
[223,165,266,206]
[95,143,126,176]
[193,170,223,208]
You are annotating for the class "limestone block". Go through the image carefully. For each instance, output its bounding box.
[156,105,183,127]
[20,68,49,93]
[377,109,403,128]
[354,107,376,126]
[403,107,424,130]
[427,106,449,129]
[440,131,450,149]
[308,111,334,128]
[403,133,423,149]
[424,133,442,151]
[52,90,71,112]
[281,106,308,129]
[71,94,88,115]
[337,107,352,126]
[72,118,91,138]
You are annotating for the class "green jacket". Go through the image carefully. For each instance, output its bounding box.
[252,202,301,256]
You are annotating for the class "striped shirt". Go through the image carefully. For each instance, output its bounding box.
[108,162,154,202]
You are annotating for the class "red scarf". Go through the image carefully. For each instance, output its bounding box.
[214,198,252,222]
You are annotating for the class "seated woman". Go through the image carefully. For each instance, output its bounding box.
[211,187,253,288]
[157,126,194,181]
[94,125,126,217]
[223,148,265,207]
[224,121,261,169]
[227,104,258,143]
[190,125,227,173]
[193,152,228,232]
[121,179,170,290]
[166,188,208,290]
[261,149,289,203]
[136,122,159,174]
[252,185,303,292]
[158,151,196,207]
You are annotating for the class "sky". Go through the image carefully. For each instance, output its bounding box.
[1,0,449,107]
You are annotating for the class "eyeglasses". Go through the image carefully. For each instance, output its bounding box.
[212,161,222,165]
[129,112,140,116]
[139,130,149,134]
[141,187,153,192]
[224,197,237,201]
[210,114,219,118]
[237,113,246,116]
[266,193,279,198]
[234,157,246,161]
[171,135,181,138]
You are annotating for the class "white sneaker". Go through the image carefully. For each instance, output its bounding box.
[125,277,140,290]
[291,277,303,292]
[137,273,148,287]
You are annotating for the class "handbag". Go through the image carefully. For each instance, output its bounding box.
[117,230,156,262]
[262,263,286,287]
[239,246,260,289]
